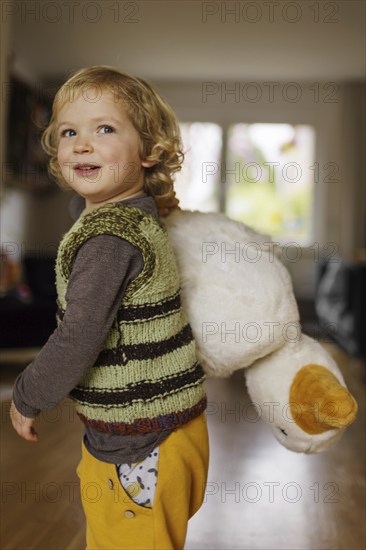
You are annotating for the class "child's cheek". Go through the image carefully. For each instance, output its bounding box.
[57,142,67,164]
[57,148,68,178]
[56,152,62,171]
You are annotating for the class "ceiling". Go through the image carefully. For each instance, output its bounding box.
[9,0,366,83]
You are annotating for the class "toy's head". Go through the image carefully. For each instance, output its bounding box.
[245,335,358,453]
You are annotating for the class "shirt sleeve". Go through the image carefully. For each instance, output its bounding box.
[12,234,143,418]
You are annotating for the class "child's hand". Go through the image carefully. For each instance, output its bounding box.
[156,193,181,217]
[10,400,38,442]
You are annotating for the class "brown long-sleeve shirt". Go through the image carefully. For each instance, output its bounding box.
[12,195,172,463]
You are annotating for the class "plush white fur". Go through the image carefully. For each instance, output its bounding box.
[164,210,355,453]
[165,210,299,376]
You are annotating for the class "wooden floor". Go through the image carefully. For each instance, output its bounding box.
[1,342,365,550]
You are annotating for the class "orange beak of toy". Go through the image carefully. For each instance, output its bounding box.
[290,364,358,435]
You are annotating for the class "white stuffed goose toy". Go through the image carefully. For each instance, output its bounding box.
[164,210,358,454]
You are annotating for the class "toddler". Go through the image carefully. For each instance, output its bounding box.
[10,66,209,550]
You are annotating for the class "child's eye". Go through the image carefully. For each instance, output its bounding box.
[60,129,76,138]
[99,125,115,134]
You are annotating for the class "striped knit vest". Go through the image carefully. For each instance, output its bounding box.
[55,202,206,434]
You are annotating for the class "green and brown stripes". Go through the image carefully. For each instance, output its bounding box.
[70,362,205,406]
[116,290,182,323]
[95,323,194,366]
[55,201,206,434]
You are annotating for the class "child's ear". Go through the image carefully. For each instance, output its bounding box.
[141,159,157,168]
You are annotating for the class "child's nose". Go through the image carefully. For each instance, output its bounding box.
[73,137,93,153]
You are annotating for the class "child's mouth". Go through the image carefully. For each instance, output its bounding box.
[74,164,101,178]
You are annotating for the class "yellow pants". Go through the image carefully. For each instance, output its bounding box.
[76,414,209,550]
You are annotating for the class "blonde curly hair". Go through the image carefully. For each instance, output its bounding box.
[41,66,184,200]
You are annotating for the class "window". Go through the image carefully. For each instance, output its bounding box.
[226,123,315,244]
[175,122,315,245]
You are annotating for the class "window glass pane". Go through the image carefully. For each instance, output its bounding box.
[226,123,315,244]
[174,123,222,211]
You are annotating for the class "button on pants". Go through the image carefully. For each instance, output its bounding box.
[76,414,209,549]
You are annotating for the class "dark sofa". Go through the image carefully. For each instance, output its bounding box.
[0,256,57,348]
[315,258,366,359]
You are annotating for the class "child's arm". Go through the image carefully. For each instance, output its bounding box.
[11,234,143,440]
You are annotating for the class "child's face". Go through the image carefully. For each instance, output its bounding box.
[56,90,151,210]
